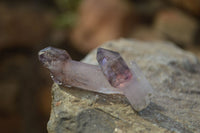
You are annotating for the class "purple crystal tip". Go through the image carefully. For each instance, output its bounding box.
[97,48,153,111]
[38,46,71,68]
[97,48,132,88]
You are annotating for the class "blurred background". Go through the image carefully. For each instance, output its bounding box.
[0,0,199,133]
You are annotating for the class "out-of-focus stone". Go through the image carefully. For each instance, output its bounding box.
[168,0,200,16]
[133,0,165,19]
[154,9,199,48]
[70,0,134,53]
[130,26,163,41]
[47,39,200,133]
[0,50,52,132]
[0,54,28,113]
[0,3,54,49]
[38,86,51,116]
[0,80,19,113]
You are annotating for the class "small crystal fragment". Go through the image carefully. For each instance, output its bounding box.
[97,48,153,111]
[38,47,123,94]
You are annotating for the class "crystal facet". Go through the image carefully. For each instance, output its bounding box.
[97,48,153,111]
[97,48,132,88]
[39,46,71,69]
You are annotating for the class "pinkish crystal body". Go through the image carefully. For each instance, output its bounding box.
[38,47,123,94]
[97,48,153,111]
[39,47,153,111]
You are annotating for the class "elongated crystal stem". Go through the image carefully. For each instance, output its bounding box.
[38,47,123,94]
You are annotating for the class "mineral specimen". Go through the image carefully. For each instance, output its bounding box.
[38,47,123,94]
[38,46,153,111]
[97,48,153,111]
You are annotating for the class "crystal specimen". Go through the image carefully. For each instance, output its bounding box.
[97,48,153,111]
[38,47,153,111]
[38,47,123,94]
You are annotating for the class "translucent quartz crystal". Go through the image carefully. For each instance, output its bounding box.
[38,47,153,111]
[97,48,153,111]
[38,47,123,94]
[97,48,132,88]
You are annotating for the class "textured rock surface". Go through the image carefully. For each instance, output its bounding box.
[47,39,200,133]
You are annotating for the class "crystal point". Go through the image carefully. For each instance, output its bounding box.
[38,46,71,69]
[97,48,153,111]
[97,48,132,88]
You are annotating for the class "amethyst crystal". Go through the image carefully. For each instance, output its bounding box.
[97,48,153,111]
[97,48,132,88]
[38,46,153,111]
[38,47,123,94]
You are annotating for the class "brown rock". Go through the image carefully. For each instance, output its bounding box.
[0,51,51,132]
[0,3,54,49]
[154,9,199,48]
[70,0,134,53]
[0,80,19,113]
[130,26,163,41]
[168,0,200,16]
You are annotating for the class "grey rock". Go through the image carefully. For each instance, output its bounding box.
[77,109,115,133]
[47,39,200,133]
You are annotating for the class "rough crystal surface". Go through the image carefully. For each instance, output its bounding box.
[97,48,153,111]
